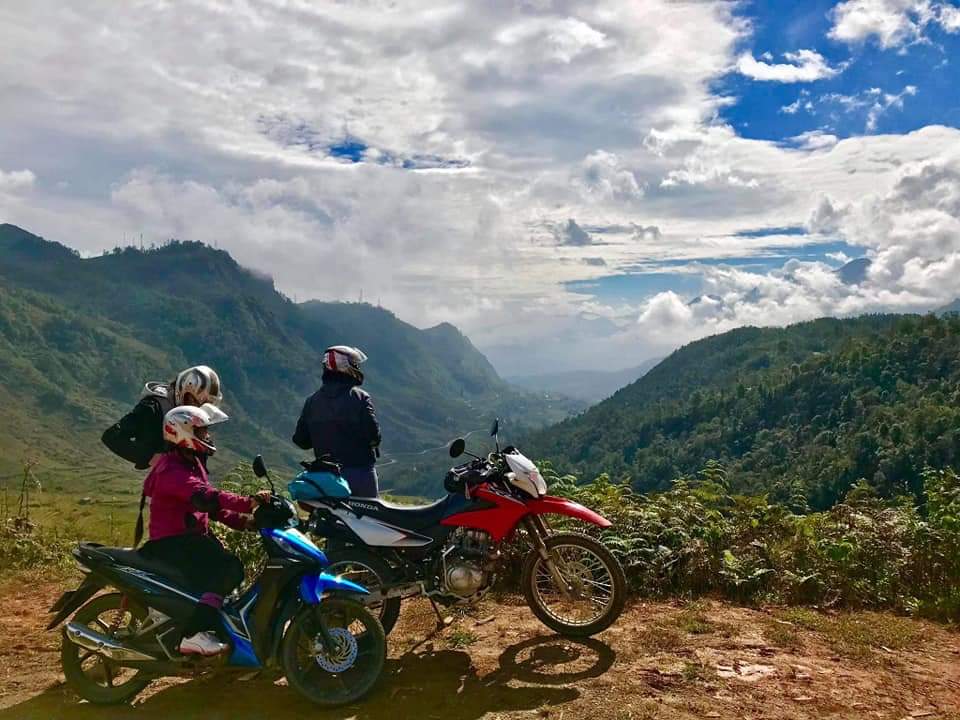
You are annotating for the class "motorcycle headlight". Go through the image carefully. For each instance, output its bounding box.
[273,534,310,560]
[530,469,547,496]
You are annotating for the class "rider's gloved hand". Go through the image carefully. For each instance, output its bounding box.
[251,490,272,506]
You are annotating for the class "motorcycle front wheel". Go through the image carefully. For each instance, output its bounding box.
[282,596,386,706]
[521,532,627,637]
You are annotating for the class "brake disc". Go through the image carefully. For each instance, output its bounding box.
[313,628,358,673]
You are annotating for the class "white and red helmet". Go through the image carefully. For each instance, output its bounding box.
[163,403,229,455]
[323,346,368,382]
[175,365,223,406]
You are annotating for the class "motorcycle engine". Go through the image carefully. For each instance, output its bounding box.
[441,529,497,600]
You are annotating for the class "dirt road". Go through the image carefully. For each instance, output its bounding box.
[1,575,958,720]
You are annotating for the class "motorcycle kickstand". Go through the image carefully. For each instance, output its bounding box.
[427,597,453,629]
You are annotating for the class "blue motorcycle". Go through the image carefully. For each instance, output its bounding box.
[46,455,386,707]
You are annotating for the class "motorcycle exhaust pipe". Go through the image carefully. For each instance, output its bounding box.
[64,622,156,663]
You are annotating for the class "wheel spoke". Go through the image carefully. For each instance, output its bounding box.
[531,542,616,627]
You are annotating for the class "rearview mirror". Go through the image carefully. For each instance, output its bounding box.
[252,454,267,478]
[449,438,466,458]
[490,418,500,437]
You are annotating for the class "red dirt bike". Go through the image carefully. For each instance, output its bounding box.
[295,421,627,637]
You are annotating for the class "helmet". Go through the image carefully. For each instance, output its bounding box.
[175,365,223,406]
[323,346,368,383]
[163,403,229,455]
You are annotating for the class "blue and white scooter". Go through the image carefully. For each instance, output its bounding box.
[47,455,386,707]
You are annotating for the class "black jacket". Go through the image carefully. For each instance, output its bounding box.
[102,392,175,469]
[293,374,381,467]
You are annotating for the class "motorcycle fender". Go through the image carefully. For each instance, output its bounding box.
[46,575,104,630]
[525,496,613,528]
[269,593,302,662]
[299,573,368,605]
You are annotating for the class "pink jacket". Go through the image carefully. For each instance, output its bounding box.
[144,452,254,541]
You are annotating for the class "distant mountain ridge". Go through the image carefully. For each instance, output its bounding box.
[508,357,662,403]
[0,223,575,495]
[937,298,960,315]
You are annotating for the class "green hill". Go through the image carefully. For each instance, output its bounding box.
[0,223,577,514]
[526,314,960,509]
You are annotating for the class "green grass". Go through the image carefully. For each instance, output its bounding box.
[447,628,479,649]
[671,602,732,637]
[762,620,804,650]
[774,608,925,659]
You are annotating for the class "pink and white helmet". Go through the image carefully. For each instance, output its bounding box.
[175,365,223,406]
[323,346,368,382]
[163,403,229,455]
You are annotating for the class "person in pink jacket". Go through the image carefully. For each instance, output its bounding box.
[138,403,268,656]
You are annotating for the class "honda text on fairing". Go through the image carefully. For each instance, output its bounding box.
[292,420,627,637]
[47,456,385,707]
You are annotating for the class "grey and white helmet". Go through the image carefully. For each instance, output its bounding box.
[175,365,223,406]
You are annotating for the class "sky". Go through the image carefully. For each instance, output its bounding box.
[1,0,959,376]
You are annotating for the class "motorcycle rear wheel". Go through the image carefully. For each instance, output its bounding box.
[522,532,626,637]
[61,593,153,705]
[324,548,401,636]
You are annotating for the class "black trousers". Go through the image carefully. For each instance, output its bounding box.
[140,533,244,597]
[140,534,244,638]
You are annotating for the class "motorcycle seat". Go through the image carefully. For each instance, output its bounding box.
[78,543,196,596]
[345,494,464,531]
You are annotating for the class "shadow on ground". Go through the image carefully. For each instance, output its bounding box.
[0,635,614,720]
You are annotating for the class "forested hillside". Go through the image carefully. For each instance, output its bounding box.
[0,224,576,497]
[527,314,960,509]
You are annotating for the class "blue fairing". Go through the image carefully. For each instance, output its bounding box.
[225,632,259,667]
[289,470,351,500]
[299,573,369,604]
[263,527,329,565]
[223,587,261,667]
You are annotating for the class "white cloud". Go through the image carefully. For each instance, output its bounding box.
[829,0,960,48]
[0,168,35,193]
[555,219,594,246]
[818,85,918,131]
[791,130,840,150]
[496,17,611,63]
[866,85,918,131]
[807,194,849,233]
[631,150,960,353]
[737,49,841,82]
[575,150,645,202]
[0,1,958,374]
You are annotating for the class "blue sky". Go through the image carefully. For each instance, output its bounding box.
[721,1,960,140]
[1,1,959,374]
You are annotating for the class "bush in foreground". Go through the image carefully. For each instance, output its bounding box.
[548,462,960,619]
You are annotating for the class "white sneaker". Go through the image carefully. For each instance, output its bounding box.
[179,632,229,656]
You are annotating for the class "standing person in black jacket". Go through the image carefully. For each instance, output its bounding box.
[102,366,223,469]
[293,346,382,497]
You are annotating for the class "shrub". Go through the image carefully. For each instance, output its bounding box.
[547,462,960,620]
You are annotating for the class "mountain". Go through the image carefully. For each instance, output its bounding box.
[937,298,960,315]
[526,313,960,509]
[0,223,575,499]
[836,257,871,285]
[508,357,662,404]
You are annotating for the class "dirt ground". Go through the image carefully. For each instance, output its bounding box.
[0,574,958,720]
